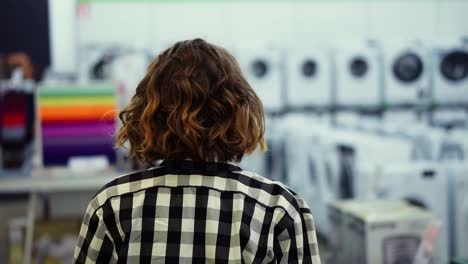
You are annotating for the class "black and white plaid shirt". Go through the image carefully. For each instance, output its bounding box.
[74,159,321,263]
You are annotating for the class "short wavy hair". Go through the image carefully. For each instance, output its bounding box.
[116,39,266,164]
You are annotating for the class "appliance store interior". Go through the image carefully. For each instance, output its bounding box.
[1,0,468,263]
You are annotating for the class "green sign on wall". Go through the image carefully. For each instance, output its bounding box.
[79,0,441,3]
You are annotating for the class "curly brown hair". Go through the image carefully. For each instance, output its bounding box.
[116,39,266,164]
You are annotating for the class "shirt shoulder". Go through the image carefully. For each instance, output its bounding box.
[235,170,306,218]
[86,166,307,220]
[86,167,166,212]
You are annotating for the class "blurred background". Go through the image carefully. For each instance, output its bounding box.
[1,0,468,263]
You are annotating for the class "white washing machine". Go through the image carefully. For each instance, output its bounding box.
[282,118,340,237]
[373,162,450,264]
[285,48,333,108]
[383,41,429,106]
[317,129,413,200]
[334,43,382,107]
[236,47,285,113]
[432,41,468,105]
[443,162,468,259]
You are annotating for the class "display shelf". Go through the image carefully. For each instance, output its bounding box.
[0,167,121,264]
[0,168,119,194]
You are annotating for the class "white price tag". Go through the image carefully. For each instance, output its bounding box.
[413,221,441,264]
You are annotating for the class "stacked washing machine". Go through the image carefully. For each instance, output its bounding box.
[280,114,415,237]
[234,39,468,263]
[354,118,468,263]
[280,45,338,237]
[431,40,468,105]
[313,123,465,263]
[334,41,382,108]
[285,46,333,108]
[236,46,285,113]
[431,41,468,262]
[382,40,430,106]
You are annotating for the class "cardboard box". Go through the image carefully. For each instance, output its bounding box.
[329,200,434,264]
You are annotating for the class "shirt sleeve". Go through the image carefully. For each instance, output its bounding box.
[73,205,116,264]
[274,197,321,264]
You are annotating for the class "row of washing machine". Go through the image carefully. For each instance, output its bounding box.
[235,39,468,113]
[240,113,468,263]
[75,39,468,114]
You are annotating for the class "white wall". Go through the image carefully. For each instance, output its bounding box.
[43,0,468,72]
[49,0,78,73]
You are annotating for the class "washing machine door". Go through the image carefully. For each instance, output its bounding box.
[393,52,424,84]
[244,53,284,112]
[349,56,369,79]
[301,58,318,79]
[337,144,356,199]
[251,58,270,80]
[440,50,468,83]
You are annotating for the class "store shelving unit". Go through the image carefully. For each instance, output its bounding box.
[0,168,120,264]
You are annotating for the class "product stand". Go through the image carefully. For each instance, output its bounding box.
[24,192,37,264]
[0,171,119,264]
[0,85,120,263]
[24,77,42,264]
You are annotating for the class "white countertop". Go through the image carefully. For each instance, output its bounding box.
[0,168,120,193]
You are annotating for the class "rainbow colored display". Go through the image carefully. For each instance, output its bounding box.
[39,83,117,166]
